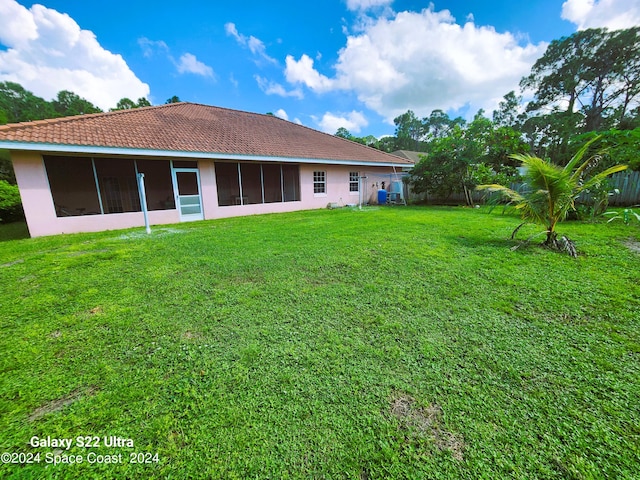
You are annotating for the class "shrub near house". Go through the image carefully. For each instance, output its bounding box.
[0,180,22,223]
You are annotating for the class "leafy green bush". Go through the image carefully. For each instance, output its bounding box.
[0,150,15,183]
[571,179,617,220]
[470,162,520,188]
[0,180,24,223]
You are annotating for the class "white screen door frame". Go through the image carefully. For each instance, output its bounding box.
[171,163,204,222]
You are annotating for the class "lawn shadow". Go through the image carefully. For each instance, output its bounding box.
[446,234,521,250]
[0,221,30,242]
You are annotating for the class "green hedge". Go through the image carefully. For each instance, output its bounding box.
[0,180,24,223]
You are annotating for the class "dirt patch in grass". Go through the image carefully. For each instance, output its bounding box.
[624,239,640,254]
[390,393,465,461]
[28,387,97,422]
[117,228,185,240]
[66,249,109,257]
[182,330,202,341]
[1,259,24,268]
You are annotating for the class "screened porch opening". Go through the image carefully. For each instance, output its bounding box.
[262,164,282,203]
[44,156,101,216]
[241,163,263,205]
[215,162,300,206]
[282,165,300,201]
[94,158,139,213]
[215,162,241,206]
[43,156,176,217]
[137,160,175,210]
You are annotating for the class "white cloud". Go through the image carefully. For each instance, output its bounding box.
[176,53,214,77]
[561,0,640,30]
[274,108,289,120]
[346,0,393,11]
[138,37,169,58]
[285,54,338,93]
[224,22,240,38]
[225,22,277,65]
[0,0,37,47]
[0,0,149,111]
[317,111,368,134]
[138,37,214,79]
[255,75,303,99]
[285,5,546,122]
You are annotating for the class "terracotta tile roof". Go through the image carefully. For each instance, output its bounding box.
[391,150,425,163]
[0,102,412,166]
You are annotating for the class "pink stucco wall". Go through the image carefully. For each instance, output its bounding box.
[12,151,58,237]
[198,160,218,220]
[200,163,397,220]
[11,152,401,237]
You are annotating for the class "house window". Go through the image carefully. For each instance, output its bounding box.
[313,171,326,194]
[349,172,359,193]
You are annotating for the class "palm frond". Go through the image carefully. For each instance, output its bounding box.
[576,164,628,194]
[511,154,572,197]
[476,184,525,206]
[565,135,602,177]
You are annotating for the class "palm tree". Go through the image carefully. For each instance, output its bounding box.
[477,136,627,255]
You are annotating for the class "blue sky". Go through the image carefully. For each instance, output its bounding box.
[1,0,639,137]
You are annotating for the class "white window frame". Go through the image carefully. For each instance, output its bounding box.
[349,171,359,195]
[313,170,327,196]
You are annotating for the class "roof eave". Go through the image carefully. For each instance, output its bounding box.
[0,141,413,168]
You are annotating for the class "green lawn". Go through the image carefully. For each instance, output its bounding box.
[1,207,638,479]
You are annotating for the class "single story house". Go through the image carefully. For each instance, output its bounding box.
[0,102,413,237]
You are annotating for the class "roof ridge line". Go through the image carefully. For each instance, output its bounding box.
[178,101,295,122]
[290,121,404,161]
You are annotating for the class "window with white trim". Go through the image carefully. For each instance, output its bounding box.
[313,171,326,194]
[349,171,359,193]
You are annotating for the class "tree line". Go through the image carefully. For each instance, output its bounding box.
[336,27,640,202]
[0,82,186,126]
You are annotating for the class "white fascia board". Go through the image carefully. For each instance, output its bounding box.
[0,141,413,168]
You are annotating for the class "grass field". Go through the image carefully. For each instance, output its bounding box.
[1,206,639,479]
